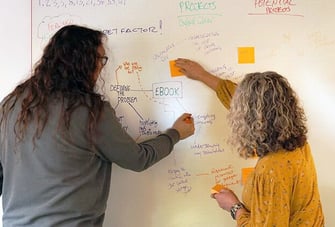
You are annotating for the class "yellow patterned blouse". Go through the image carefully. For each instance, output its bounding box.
[216,79,325,226]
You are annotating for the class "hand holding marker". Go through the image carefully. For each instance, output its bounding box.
[184,115,193,123]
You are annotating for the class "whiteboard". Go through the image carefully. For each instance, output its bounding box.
[2,0,335,226]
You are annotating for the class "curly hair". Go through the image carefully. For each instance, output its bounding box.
[228,71,308,158]
[1,25,107,146]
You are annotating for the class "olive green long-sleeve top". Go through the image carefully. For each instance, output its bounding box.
[216,79,324,226]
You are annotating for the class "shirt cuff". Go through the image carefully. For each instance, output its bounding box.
[161,128,180,147]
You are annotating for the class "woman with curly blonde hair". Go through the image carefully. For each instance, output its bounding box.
[228,71,308,159]
[176,58,324,226]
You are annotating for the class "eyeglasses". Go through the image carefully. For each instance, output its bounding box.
[98,56,108,66]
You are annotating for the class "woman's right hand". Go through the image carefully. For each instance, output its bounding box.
[175,58,208,81]
[172,113,195,140]
[175,58,220,91]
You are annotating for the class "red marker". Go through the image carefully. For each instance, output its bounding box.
[184,116,192,123]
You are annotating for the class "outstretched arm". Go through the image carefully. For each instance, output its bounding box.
[175,58,237,109]
[175,58,220,91]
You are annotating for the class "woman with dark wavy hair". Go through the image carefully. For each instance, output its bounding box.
[175,58,324,226]
[0,25,195,226]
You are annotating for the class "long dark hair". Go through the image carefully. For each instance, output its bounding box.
[1,25,106,146]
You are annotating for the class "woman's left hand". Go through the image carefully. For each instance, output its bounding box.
[213,188,241,211]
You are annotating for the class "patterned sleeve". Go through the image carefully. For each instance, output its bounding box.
[237,171,291,226]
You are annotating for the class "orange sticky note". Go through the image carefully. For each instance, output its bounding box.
[238,47,255,64]
[241,167,255,185]
[169,60,183,77]
[211,184,226,194]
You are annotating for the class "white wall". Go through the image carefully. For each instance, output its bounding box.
[0,2,31,98]
[0,1,31,226]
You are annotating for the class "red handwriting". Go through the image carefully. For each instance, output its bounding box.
[212,165,240,186]
[250,0,303,17]
[122,61,143,74]
[254,0,296,8]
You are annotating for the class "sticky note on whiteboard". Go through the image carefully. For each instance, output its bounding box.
[238,47,255,64]
[211,184,226,194]
[169,60,184,77]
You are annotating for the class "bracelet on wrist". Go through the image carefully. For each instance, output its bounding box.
[230,202,244,220]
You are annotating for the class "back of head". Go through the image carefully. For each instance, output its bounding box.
[2,24,107,145]
[36,24,106,93]
[228,71,308,158]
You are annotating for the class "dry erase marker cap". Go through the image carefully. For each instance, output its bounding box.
[184,116,192,123]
